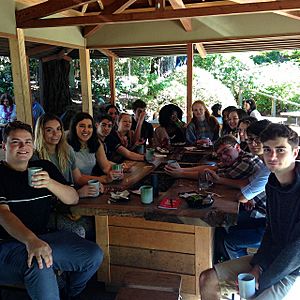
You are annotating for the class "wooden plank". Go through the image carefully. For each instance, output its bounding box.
[116,287,179,300]
[79,48,93,116]
[110,246,195,274]
[110,265,196,294]
[8,29,33,126]
[95,216,111,283]
[186,43,193,124]
[108,216,195,233]
[19,0,300,28]
[109,56,116,105]
[194,226,214,296]
[16,0,94,25]
[169,0,192,32]
[109,226,195,254]
[123,270,181,293]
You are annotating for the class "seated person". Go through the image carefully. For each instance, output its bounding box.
[200,124,300,300]
[154,104,186,149]
[211,120,271,260]
[186,100,219,146]
[101,113,144,163]
[0,121,103,300]
[237,116,257,152]
[221,106,236,136]
[227,108,248,139]
[165,135,262,183]
[67,112,113,183]
[131,99,154,147]
[105,104,119,130]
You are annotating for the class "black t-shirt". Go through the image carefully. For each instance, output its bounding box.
[0,160,67,241]
[131,118,154,144]
[104,131,122,163]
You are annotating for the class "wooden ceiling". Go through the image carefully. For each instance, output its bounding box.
[11,0,300,58]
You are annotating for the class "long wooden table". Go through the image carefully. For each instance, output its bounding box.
[71,160,239,296]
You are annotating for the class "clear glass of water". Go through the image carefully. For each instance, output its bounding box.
[198,171,213,192]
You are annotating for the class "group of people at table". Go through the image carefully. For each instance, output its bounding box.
[0,94,299,300]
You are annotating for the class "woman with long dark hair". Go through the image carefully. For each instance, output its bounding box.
[0,93,16,124]
[243,99,262,120]
[67,112,112,182]
[186,100,219,145]
[154,104,186,148]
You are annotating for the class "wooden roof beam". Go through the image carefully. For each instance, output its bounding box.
[83,0,137,38]
[16,0,96,26]
[275,11,300,21]
[169,0,192,32]
[19,0,300,28]
[26,44,57,57]
[97,48,118,58]
[41,48,73,62]
[195,43,207,58]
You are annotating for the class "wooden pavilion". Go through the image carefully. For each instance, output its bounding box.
[1,0,300,126]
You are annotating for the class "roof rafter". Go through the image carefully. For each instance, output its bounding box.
[195,43,206,58]
[169,0,192,32]
[275,10,300,21]
[83,0,137,38]
[16,0,96,25]
[18,0,300,28]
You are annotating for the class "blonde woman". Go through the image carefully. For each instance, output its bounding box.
[186,100,219,146]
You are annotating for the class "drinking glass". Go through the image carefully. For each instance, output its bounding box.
[198,171,213,192]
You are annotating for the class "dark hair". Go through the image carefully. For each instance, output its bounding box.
[105,104,119,115]
[222,106,236,118]
[159,104,183,127]
[67,112,99,153]
[94,114,113,124]
[238,116,257,128]
[132,99,146,112]
[243,99,257,114]
[229,108,248,120]
[211,104,222,117]
[3,121,33,143]
[260,124,299,148]
[214,135,238,151]
[0,93,13,107]
[247,119,271,137]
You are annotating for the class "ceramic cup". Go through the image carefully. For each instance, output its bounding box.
[28,167,43,187]
[145,148,155,162]
[167,159,180,169]
[238,273,256,299]
[112,164,123,181]
[88,179,100,197]
[140,185,153,204]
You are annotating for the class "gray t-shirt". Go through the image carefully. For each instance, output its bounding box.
[49,147,76,184]
[74,147,96,175]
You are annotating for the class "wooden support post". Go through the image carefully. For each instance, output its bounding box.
[9,29,33,126]
[79,48,93,116]
[109,56,116,105]
[187,43,193,123]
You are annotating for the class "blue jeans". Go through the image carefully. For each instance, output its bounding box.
[224,210,266,259]
[0,231,103,300]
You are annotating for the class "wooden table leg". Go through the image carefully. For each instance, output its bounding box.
[194,226,214,295]
[95,216,111,283]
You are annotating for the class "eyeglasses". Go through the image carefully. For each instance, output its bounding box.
[246,137,261,144]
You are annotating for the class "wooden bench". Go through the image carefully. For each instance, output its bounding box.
[116,287,180,300]
[116,271,182,300]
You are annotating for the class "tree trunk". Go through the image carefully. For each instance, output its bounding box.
[42,60,72,116]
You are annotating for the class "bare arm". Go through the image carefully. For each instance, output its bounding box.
[32,171,78,205]
[117,145,144,161]
[133,112,146,144]
[0,205,53,269]
[165,165,217,179]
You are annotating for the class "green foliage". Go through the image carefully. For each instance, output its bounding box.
[251,50,300,65]
[0,57,13,95]
[194,54,255,101]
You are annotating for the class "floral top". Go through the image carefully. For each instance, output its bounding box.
[0,104,17,124]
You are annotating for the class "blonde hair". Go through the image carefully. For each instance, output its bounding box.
[34,113,70,172]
